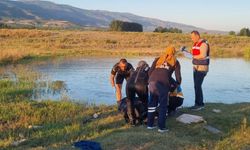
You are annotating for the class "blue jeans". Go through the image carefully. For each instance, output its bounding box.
[193,70,207,106]
[147,81,169,129]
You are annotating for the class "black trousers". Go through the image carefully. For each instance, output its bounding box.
[168,96,184,113]
[193,70,207,106]
[126,82,148,123]
[147,81,169,129]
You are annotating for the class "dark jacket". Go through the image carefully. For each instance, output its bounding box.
[127,65,150,86]
[148,57,182,86]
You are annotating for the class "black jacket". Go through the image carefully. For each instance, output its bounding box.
[148,57,182,86]
[127,65,150,86]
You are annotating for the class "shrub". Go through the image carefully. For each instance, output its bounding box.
[238,28,250,37]
[109,20,143,32]
[229,31,236,36]
[154,26,182,33]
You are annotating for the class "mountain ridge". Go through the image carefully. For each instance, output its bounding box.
[0,0,226,33]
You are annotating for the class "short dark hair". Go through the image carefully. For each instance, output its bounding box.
[119,58,127,64]
[191,30,200,36]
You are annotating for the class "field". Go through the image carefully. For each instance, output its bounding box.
[0,29,250,149]
[1,29,250,65]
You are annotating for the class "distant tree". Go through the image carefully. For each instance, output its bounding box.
[238,28,250,37]
[154,26,182,33]
[0,23,9,29]
[168,27,182,33]
[109,20,143,32]
[229,31,236,35]
[154,26,167,33]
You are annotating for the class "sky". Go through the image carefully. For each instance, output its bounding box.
[48,0,250,31]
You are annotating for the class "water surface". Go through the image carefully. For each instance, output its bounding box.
[33,57,250,106]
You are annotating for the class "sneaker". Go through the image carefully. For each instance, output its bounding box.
[147,126,157,130]
[158,128,169,133]
[189,105,205,111]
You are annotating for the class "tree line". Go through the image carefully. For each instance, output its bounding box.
[229,28,250,37]
[109,20,143,32]
[0,23,10,28]
[153,26,182,33]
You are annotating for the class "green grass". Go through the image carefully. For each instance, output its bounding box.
[1,101,250,149]
[0,66,40,102]
[94,104,250,150]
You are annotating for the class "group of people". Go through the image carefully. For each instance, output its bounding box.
[109,31,210,133]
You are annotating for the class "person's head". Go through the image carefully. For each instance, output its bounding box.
[137,60,149,71]
[191,30,200,43]
[164,46,176,58]
[118,58,128,71]
[137,60,148,68]
[156,46,176,67]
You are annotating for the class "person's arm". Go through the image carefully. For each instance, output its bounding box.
[148,58,158,77]
[110,65,117,87]
[193,43,208,59]
[110,74,115,87]
[174,61,182,85]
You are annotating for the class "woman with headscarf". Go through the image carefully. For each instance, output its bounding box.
[147,46,182,133]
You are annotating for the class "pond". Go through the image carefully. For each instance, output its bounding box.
[31,57,250,106]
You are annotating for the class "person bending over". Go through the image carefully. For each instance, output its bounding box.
[147,46,182,133]
[126,60,150,125]
[110,58,134,108]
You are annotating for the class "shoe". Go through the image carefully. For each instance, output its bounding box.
[189,105,205,111]
[158,128,169,133]
[147,126,157,130]
[128,120,136,127]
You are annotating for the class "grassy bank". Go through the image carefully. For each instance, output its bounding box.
[1,101,250,149]
[244,47,250,59]
[1,29,250,64]
[0,66,250,149]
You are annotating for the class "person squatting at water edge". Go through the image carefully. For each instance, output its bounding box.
[125,60,150,126]
[117,60,184,128]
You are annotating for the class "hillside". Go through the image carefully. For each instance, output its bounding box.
[0,0,225,33]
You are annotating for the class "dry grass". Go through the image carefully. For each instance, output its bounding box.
[1,29,250,64]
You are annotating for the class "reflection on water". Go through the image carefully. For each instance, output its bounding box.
[0,66,68,101]
[32,57,250,106]
[32,80,69,101]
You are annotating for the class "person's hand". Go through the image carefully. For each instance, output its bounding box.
[180,46,186,52]
[117,101,121,111]
[111,82,115,88]
[177,86,182,93]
